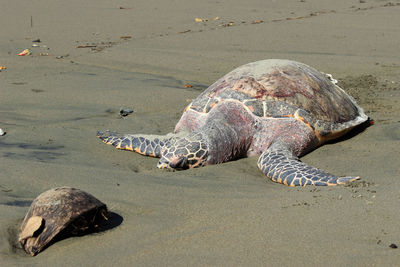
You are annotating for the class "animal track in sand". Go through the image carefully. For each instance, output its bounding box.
[174,2,400,37]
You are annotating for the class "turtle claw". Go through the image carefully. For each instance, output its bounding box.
[337,176,360,185]
[96,131,117,143]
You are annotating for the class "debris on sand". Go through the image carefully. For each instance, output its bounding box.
[18,49,31,56]
[119,108,134,117]
[195,18,208,22]
[118,6,132,10]
[251,20,264,24]
[76,45,97,48]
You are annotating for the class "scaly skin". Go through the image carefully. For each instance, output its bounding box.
[257,143,359,186]
[98,100,359,186]
[97,131,178,158]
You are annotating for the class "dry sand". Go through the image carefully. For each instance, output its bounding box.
[1,0,400,265]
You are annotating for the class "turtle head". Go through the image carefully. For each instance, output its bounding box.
[157,133,208,170]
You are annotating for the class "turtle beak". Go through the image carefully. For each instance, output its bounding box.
[157,155,188,170]
[169,156,188,170]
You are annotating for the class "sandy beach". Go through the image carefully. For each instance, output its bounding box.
[1,0,400,265]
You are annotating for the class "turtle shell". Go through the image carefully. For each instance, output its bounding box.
[186,59,367,139]
[19,187,108,256]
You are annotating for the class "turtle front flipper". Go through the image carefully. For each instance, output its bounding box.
[97,131,176,158]
[257,147,359,186]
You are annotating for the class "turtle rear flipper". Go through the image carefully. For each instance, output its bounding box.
[257,147,359,186]
[97,131,174,158]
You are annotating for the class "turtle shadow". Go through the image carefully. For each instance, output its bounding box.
[326,118,373,145]
[44,211,123,253]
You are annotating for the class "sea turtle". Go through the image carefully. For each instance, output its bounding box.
[98,59,369,186]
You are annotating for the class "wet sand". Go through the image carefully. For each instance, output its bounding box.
[1,0,400,265]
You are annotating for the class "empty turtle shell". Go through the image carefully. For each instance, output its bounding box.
[19,187,108,256]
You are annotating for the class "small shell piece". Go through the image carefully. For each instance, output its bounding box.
[19,187,108,256]
[18,49,32,56]
[19,216,44,241]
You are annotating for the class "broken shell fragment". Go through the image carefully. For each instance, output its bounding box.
[19,216,44,241]
[19,187,108,256]
[18,49,31,56]
[324,73,338,85]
